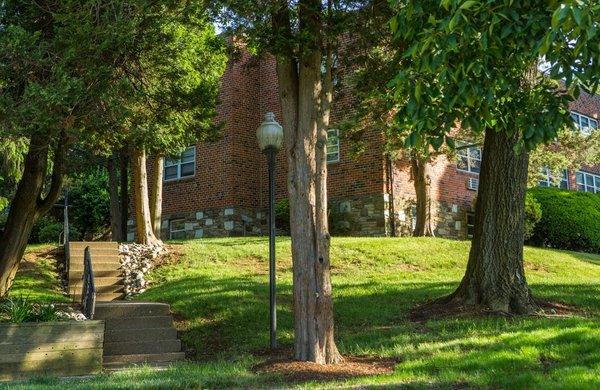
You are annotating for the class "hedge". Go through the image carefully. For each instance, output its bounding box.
[529,187,600,253]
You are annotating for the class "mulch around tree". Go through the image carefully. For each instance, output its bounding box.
[254,349,397,383]
[409,296,586,322]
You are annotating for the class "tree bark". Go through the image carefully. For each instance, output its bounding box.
[0,134,65,297]
[447,129,537,314]
[411,156,433,237]
[272,0,342,364]
[131,148,160,245]
[149,155,164,238]
[119,149,129,241]
[107,153,123,242]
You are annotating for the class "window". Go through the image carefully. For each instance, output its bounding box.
[571,111,598,135]
[466,212,475,239]
[456,143,482,174]
[327,129,340,163]
[539,167,569,189]
[576,171,600,194]
[164,146,196,181]
[169,219,187,240]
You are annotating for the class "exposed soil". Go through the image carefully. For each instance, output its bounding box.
[254,349,397,383]
[409,296,586,322]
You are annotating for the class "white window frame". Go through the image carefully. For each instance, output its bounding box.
[164,146,196,182]
[576,170,600,194]
[169,219,186,240]
[327,129,340,164]
[456,142,482,175]
[571,111,599,135]
[539,167,569,189]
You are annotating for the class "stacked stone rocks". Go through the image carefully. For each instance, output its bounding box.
[119,243,166,298]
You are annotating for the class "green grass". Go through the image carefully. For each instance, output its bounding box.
[4,237,600,389]
[7,244,68,304]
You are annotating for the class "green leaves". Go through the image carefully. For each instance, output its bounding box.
[390,0,599,155]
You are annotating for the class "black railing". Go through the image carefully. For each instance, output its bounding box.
[81,247,97,319]
[63,191,70,276]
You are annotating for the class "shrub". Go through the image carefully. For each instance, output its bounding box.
[524,192,542,241]
[29,216,61,244]
[69,168,110,240]
[275,198,290,234]
[0,297,60,323]
[529,187,600,253]
[38,222,64,244]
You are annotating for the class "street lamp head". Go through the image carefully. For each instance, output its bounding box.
[257,112,283,153]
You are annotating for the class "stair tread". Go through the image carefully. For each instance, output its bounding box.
[103,352,185,365]
[104,339,181,356]
[105,327,177,342]
[104,316,174,330]
[94,302,171,318]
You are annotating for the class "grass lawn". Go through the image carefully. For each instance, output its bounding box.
[4,237,600,389]
[7,244,68,304]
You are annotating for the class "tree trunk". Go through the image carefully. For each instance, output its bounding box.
[272,0,341,364]
[119,149,129,241]
[131,148,160,246]
[411,156,433,237]
[0,135,65,297]
[107,153,123,242]
[149,155,164,238]
[447,129,537,314]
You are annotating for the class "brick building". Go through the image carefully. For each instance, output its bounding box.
[133,51,600,241]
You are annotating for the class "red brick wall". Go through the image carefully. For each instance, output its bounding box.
[392,90,600,213]
[157,44,600,236]
[159,48,386,217]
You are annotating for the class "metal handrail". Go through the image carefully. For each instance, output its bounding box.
[81,246,97,319]
[63,191,70,276]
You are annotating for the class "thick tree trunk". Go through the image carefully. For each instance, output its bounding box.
[272,0,341,364]
[149,155,164,238]
[411,156,433,237]
[447,129,537,314]
[119,150,129,241]
[108,153,123,242]
[131,148,160,245]
[0,135,65,297]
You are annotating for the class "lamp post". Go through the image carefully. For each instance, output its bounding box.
[256,112,283,350]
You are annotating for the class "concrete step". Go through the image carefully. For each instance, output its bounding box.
[104,316,174,331]
[105,327,177,343]
[71,252,121,264]
[103,352,185,365]
[94,302,171,319]
[70,241,119,248]
[70,284,124,295]
[69,270,122,279]
[70,262,122,272]
[73,293,125,302]
[69,277,123,287]
[104,339,181,356]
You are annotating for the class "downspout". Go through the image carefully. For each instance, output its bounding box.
[386,155,397,237]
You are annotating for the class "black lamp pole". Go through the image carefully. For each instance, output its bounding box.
[267,148,277,349]
[257,112,282,350]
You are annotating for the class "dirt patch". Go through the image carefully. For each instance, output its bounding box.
[254,351,397,383]
[396,262,426,272]
[409,297,586,322]
[525,262,550,273]
[153,244,186,268]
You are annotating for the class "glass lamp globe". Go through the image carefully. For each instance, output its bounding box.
[256,112,284,152]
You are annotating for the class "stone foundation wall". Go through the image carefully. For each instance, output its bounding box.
[391,197,472,239]
[127,206,268,241]
[329,194,388,236]
[127,195,471,240]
